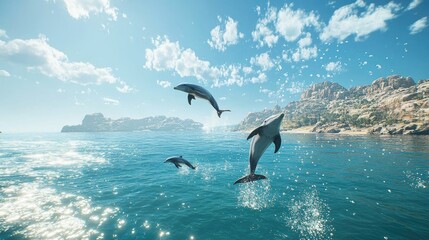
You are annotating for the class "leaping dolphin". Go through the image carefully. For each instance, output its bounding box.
[174,83,230,118]
[164,156,196,170]
[234,113,284,184]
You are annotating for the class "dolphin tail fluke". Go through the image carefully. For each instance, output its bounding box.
[217,109,231,118]
[233,174,267,184]
[185,162,196,170]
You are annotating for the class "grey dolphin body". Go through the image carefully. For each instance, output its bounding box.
[174,83,230,118]
[234,113,284,184]
[164,156,196,170]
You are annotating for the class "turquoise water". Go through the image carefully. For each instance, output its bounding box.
[0,132,428,240]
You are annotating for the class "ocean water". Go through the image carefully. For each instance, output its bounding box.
[0,132,428,240]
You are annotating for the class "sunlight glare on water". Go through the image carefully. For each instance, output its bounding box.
[0,182,117,240]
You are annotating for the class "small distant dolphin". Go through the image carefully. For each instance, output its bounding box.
[174,83,230,118]
[164,156,196,170]
[234,113,284,184]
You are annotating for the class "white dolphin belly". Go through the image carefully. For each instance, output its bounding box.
[249,135,273,173]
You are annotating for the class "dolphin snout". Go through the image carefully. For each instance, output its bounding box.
[277,113,285,121]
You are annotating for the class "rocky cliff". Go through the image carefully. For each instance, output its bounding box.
[61,113,204,132]
[237,75,429,135]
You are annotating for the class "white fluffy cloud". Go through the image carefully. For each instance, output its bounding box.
[287,33,318,62]
[116,80,133,93]
[156,80,172,88]
[292,46,318,62]
[0,34,129,89]
[281,33,318,62]
[175,49,210,80]
[63,0,118,21]
[0,69,11,77]
[298,32,312,48]
[320,0,401,42]
[406,0,422,10]
[252,4,320,47]
[275,4,320,42]
[145,36,265,87]
[250,72,268,84]
[103,97,119,106]
[409,17,428,35]
[250,52,274,71]
[252,6,279,47]
[325,61,343,72]
[208,17,244,51]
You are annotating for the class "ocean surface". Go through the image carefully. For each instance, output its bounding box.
[0,132,428,240]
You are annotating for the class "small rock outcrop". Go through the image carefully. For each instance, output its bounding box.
[300,81,349,101]
[368,75,415,94]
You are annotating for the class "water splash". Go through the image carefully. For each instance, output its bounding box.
[0,182,118,240]
[178,166,191,175]
[237,180,275,210]
[285,189,333,239]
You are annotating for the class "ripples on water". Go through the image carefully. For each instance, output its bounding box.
[0,138,114,240]
[0,132,428,239]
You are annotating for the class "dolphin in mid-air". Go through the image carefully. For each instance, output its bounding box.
[174,83,230,118]
[234,113,284,184]
[165,156,196,170]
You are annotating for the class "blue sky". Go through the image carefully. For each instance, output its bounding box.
[0,0,428,132]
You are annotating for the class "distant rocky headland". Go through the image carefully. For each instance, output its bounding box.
[237,75,429,135]
[61,113,203,132]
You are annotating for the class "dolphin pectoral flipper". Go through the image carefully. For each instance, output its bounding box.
[174,163,182,168]
[187,94,196,105]
[234,174,267,184]
[247,126,263,140]
[273,134,281,153]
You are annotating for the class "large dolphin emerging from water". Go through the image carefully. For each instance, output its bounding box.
[165,156,196,170]
[174,83,230,118]
[234,113,284,184]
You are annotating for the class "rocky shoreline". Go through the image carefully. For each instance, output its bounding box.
[237,75,429,135]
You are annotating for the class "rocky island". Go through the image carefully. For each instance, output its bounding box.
[61,113,203,132]
[237,75,429,135]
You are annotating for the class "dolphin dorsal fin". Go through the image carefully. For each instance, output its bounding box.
[273,134,281,153]
[247,126,263,140]
[187,94,196,105]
